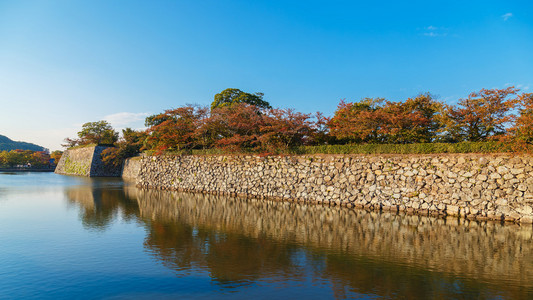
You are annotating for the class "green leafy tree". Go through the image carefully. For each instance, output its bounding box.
[145,113,172,127]
[77,120,119,145]
[211,88,271,110]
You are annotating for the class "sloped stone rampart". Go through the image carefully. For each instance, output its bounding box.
[129,154,533,223]
[55,145,121,177]
[122,156,142,180]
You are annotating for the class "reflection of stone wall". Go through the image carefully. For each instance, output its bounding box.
[66,186,95,209]
[65,183,141,230]
[134,154,533,223]
[55,146,121,177]
[127,188,533,287]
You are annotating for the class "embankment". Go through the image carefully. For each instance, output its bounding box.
[124,154,533,223]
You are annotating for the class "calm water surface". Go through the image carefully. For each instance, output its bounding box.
[1,172,533,299]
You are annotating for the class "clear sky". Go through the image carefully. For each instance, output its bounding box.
[0,0,532,151]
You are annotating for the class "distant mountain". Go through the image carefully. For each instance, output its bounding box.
[0,134,47,152]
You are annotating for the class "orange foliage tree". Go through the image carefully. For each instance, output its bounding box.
[440,87,519,142]
[101,128,148,168]
[259,108,316,151]
[0,150,51,168]
[140,86,532,155]
[144,105,209,152]
[508,92,533,144]
[379,94,442,143]
[328,94,442,144]
[206,103,265,151]
[144,103,321,153]
[327,98,384,143]
[50,150,63,164]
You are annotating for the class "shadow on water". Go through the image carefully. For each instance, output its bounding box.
[65,182,533,299]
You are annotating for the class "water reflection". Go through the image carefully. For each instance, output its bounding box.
[66,184,140,231]
[66,182,533,299]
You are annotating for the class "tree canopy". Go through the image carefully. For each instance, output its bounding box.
[0,150,52,168]
[65,85,533,156]
[328,94,442,144]
[77,121,119,145]
[63,120,119,148]
[211,88,271,110]
[440,87,519,142]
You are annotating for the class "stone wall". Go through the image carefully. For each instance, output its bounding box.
[55,146,94,176]
[55,145,121,177]
[121,156,142,180]
[131,154,533,223]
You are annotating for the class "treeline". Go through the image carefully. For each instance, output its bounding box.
[65,87,533,162]
[142,87,533,152]
[0,150,63,168]
[329,87,528,144]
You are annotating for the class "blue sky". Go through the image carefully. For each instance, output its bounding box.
[0,0,532,151]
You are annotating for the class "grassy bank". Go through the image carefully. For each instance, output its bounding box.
[292,142,517,155]
[146,142,524,156]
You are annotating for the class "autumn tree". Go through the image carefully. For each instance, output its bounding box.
[328,94,443,144]
[379,94,443,143]
[102,128,148,168]
[440,87,519,142]
[62,137,79,148]
[508,92,533,144]
[328,98,385,143]
[259,108,315,151]
[0,151,9,167]
[30,151,49,167]
[205,103,265,151]
[211,88,271,110]
[3,150,27,167]
[308,112,333,145]
[0,150,51,168]
[50,150,63,164]
[144,105,209,152]
[145,113,172,127]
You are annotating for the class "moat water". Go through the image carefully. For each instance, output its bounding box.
[1,172,533,299]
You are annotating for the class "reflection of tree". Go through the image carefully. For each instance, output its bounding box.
[144,220,303,286]
[144,222,205,271]
[68,182,533,298]
[131,189,533,298]
[205,234,300,284]
[65,182,140,231]
[321,253,519,300]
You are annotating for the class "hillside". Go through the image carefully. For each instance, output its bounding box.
[0,134,47,152]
